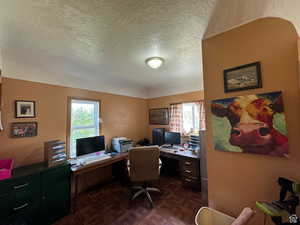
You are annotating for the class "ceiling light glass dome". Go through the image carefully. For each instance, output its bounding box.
[145,57,164,69]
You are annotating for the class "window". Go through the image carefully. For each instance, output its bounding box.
[182,102,200,134]
[170,101,205,135]
[69,99,100,158]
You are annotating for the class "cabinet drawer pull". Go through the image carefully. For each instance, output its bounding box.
[14,183,29,189]
[14,203,28,211]
[185,170,192,173]
[185,178,192,182]
[184,161,191,166]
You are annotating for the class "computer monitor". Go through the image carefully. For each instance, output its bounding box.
[152,128,165,146]
[164,132,181,146]
[76,136,105,157]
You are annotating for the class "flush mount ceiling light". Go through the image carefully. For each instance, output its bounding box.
[145,57,164,69]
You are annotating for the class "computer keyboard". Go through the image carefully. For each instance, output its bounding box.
[81,155,111,165]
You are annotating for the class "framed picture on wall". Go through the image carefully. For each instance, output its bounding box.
[15,100,36,118]
[11,122,38,138]
[211,91,288,157]
[149,108,169,125]
[223,62,262,92]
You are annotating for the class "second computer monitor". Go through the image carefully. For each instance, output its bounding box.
[164,132,181,146]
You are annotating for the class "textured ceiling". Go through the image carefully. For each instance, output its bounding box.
[204,0,300,38]
[0,0,217,98]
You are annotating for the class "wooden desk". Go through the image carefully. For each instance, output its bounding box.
[159,147,201,190]
[71,152,128,212]
[71,148,199,212]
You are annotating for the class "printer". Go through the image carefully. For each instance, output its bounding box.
[111,137,133,153]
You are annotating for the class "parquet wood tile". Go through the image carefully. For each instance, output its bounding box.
[54,177,202,225]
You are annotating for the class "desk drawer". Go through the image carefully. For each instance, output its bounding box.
[9,199,40,225]
[181,168,198,178]
[0,174,40,194]
[182,177,200,189]
[0,175,41,222]
[181,158,197,168]
[12,175,41,204]
[180,159,199,177]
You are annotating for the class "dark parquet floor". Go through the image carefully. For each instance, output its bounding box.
[54,177,202,225]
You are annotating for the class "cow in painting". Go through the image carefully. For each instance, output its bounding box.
[211,92,288,157]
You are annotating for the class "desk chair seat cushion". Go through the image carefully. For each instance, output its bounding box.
[128,146,160,182]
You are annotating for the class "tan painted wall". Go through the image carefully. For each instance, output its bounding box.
[202,18,300,224]
[0,78,148,168]
[147,91,204,140]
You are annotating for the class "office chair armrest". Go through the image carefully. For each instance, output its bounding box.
[231,207,254,225]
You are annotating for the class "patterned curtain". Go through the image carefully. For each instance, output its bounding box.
[169,103,183,133]
[195,101,206,130]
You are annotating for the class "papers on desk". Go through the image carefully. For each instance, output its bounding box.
[160,146,199,159]
[69,154,112,171]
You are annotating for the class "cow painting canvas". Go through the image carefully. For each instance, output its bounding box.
[211,91,289,157]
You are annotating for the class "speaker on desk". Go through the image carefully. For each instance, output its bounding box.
[152,128,165,146]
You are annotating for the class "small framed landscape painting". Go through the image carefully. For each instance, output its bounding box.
[149,108,169,125]
[224,62,262,92]
[11,122,38,138]
[15,100,36,118]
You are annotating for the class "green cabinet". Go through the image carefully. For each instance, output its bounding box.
[0,187,14,219]
[0,162,71,225]
[40,165,71,224]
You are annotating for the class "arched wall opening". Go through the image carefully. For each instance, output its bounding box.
[202,17,300,224]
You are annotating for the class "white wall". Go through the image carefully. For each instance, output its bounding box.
[205,0,300,38]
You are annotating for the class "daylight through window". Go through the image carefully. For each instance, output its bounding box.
[70,99,100,158]
[182,102,200,135]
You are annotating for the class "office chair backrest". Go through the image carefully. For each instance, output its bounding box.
[129,146,160,182]
[195,207,254,225]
